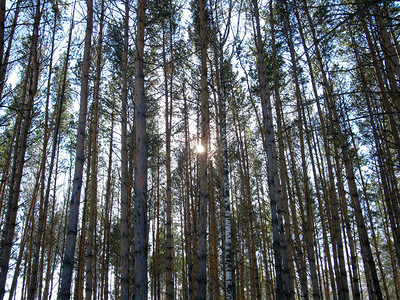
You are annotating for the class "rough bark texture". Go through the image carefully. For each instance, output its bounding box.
[134,0,148,298]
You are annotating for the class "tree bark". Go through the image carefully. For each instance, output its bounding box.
[134,0,148,298]
[0,0,41,297]
[85,1,104,298]
[251,0,291,298]
[29,4,68,298]
[163,18,174,300]
[0,0,20,100]
[301,1,383,298]
[198,0,210,298]
[57,0,93,296]
[120,0,130,299]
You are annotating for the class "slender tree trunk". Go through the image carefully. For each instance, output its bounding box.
[301,1,383,298]
[251,0,291,298]
[255,177,274,300]
[8,163,42,300]
[163,20,174,300]
[134,0,148,297]
[10,6,57,294]
[100,113,114,300]
[208,162,220,299]
[85,0,104,298]
[0,0,41,297]
[213,24,235,300]
[75,130,92,300]
[120,0,130,298]
[294,3,347,298]
[269,2,298,298]
[179,185,187,300]
[0,0,20,100]
[0,123,18,219]
[198,0,209,298]
[58,0,93,297]
[279,2,320,295]
[29,4,71,298]
[182,79,194,300]
[0,0,5,69]
[42,143,60,300]
[333,145,361,300]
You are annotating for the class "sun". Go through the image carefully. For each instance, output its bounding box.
[196,143,205,153]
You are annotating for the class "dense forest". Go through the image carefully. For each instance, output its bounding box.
[0,0,399,299]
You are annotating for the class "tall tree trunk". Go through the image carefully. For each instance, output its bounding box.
[120,0,130,299]
[279,1,321,297]
[183,79,194,300]
[134,0,148,297]
[212,19,235,300]
[0,122,18,219]
[8,163,42,300]
[301,1,383,298]
[101,113,114,300]
[269,2,297,297]
[58,0,93,297]
[74,125,92,300]
[198,0,210,298]
[0,0,20,100]
[294,3,347,298]
[349,24,397,298]
[85,0,104,298]
[42,142,60,300]
[0,0,5,70]
[29,4,71,298]
[251,0,291,298]
[163,19,174,300]
[0,0,41,297]
[209,162,220,299]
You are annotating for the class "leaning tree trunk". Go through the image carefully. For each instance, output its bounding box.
[57,0,93,297]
